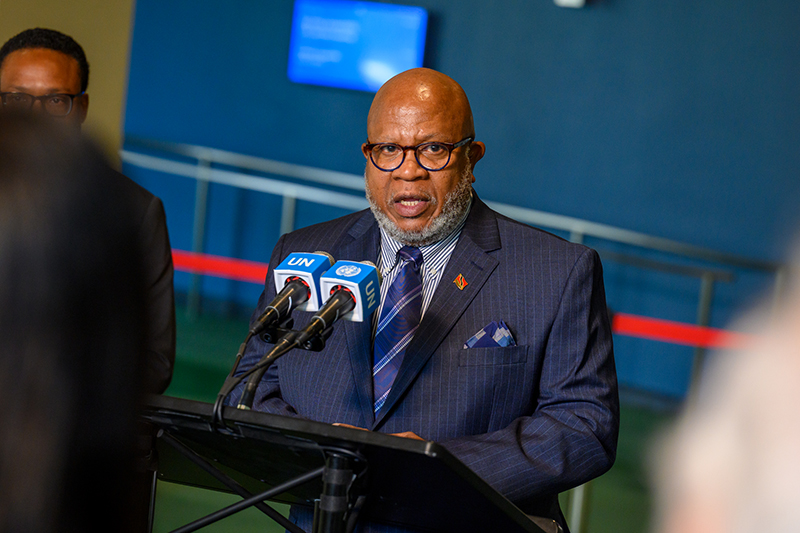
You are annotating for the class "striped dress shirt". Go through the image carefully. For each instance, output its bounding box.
[375,203,471,327]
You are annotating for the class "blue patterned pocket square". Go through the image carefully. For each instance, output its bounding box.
[463,320,516,348]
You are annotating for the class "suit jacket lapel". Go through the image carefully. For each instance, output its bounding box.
[373,196,501,428]
[333,212,380,428]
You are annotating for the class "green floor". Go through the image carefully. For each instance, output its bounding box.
[153,307,677,533]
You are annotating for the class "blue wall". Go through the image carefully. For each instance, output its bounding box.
[123,0,800,397]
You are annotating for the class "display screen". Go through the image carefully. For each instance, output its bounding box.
[288,0,428,92]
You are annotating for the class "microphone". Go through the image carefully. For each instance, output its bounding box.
[250,251,334,335]
[236,259,380,411]
[294,260,382,347]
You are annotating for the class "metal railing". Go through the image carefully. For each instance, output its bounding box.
[121,136,785,533]
[121,136,783,312]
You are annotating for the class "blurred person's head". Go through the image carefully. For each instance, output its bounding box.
[362,68,485,246]
[0,28,89,128]
[0,114,145,532]
[653,259,800,533]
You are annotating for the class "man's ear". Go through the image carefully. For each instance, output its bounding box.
[468,140,485,169]
[77,93,89,124]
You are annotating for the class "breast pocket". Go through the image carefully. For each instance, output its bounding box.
[457,345,529,366]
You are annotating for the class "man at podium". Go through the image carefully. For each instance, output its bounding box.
[230,68,619,532]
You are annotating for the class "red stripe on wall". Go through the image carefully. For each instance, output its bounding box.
[611,312,752,350]
[172,250,268,284]
[171,250,754,349]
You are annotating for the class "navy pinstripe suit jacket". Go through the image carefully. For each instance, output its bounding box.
[230,194,619,531]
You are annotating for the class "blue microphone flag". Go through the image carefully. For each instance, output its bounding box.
[319,260,380,322]
[273,252,333,312]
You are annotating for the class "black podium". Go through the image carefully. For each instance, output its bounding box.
[140,395,549,533]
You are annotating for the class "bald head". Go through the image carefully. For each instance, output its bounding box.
[367,68,475,141]
[361,68,485,246]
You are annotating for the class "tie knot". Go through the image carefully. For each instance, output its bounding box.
[397,246,423,271]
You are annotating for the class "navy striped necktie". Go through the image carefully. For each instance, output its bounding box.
[373,246,423,413]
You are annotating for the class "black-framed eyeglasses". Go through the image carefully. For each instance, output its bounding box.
[364,136,473,172]
[0,92,85,117]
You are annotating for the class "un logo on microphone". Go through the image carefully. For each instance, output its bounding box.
[336,264,362,277]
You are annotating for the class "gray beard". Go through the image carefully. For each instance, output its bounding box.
[365,165,473,247]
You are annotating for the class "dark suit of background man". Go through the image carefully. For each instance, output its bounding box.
[0,28,176,393]
[230,68,620,532]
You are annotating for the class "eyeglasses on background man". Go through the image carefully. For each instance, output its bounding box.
[0,91,85,117]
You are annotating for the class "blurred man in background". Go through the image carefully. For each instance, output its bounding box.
[0,27,175,393]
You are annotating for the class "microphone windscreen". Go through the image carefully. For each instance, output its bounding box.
[319,260,381,322]
[272,252,334,312]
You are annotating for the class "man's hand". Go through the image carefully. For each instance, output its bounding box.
[390,431,424,441]
[332,423,368,432]
[332,423,424,441]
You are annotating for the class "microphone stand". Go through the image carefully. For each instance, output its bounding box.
[211,318,335,430]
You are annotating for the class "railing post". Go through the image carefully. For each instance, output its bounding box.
[689,272,715,393]
[566,231,591,532]
[772,266,789,310]
[187,157,211,320]
[280,192,297,236]
[566,481,592,533]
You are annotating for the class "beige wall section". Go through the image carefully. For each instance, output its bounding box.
[0,0,136,165]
